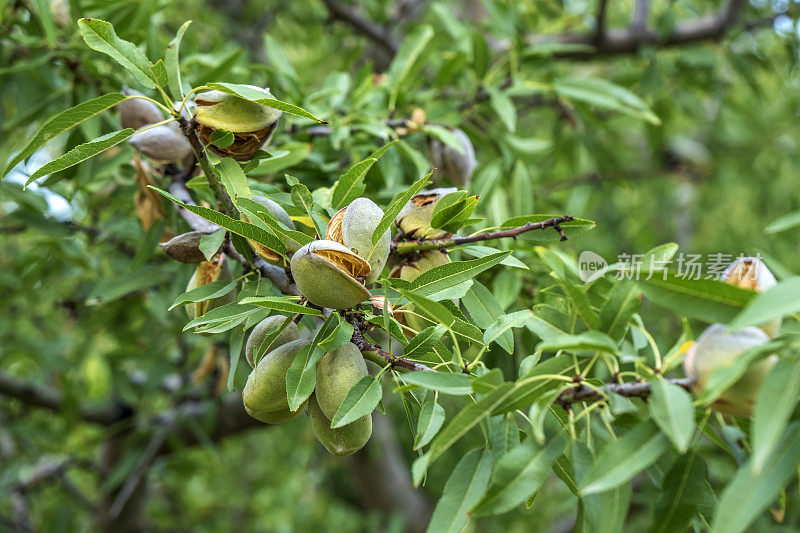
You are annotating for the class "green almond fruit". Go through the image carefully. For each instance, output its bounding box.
[327,198,390,284]
[194,87,282,132]
[243,339,310,415]
[245,401,306,424]
[119,88,163,130]
[185,255,235,321]
[307,394,372,456]
[244,315,300,367]
[394,187,456,239]
[427,128,476,186]
[129,122,192,163]
[290,240,371,309]
[683,324,776,416]
[315,342,368,420]
[193,87,282,161]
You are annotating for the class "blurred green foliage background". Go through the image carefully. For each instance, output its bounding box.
[2,0,800,531]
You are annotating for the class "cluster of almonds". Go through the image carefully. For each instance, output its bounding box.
[683,257,780,416]
[119,85,282,164]
[241,316,372,455]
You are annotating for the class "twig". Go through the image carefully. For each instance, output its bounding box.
[594,0,610,45]
[541,0,765,59]
[321,0,398,56]
[557,377,695,409]
[351,324,432,372]
[393,215,577,254]
[0,371,131,426]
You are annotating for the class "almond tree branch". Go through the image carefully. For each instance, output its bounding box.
[0,370,131,426]
[392,215,577,254]
[321,0,398,56]
[556,377,695,409]
[547,0,761,59]
[351,319,432,372]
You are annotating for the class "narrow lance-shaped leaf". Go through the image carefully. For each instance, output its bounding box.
[3,93,127,178]
[371,172,433,244]
[26,129,135,186]
[425,449,493,533]
[330,375,383,428]
[579,422,669,495]
[471,435,567,516]
[205,82,327,123]
[649,378,695,453]
[751,356,800,473]
[169,280,237,310]
[149,187,286,256]
[410,251,512,297]
[165,20,192,98]
[237,296,322,316]
[78,18,158,88]
[415,400,446,450]
[711,422,800,533]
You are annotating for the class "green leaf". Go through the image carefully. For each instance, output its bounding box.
[462,282,514,353]
[711,422,800,533]
[227,326,245,391]
[236,197,313,250]
[217,157,250,199]
[426,449,493,533]
[399,371,472,395]
[579,422,669,495]
[600,281,641,341]
[751,356,800,473]
[765,210,800,234]
[371,172,432,244]
[699,341,780,405]
[410,252,511,297]
[554,77,660,125]
[237,296,321,316]
[388,24,434,107]
[330,157,376,210]
[649,378,695,453]
[205,82,327,123]
[208,128,235,148]
[331,375,382,428]
[149,59,169,89]
[483,310,532,352]
[494,356,574,414]
[78,18,157,88]
[461,246,528,270]
[415,400,446,449]
[199,228,226,261]
[404,324,447,360]
[165,20,191,98]
[430,191,479,233]
[426,383,515,466]
[169,280,236,310]
[26,129,135,186]
[3,93,127,178]
[650,454,708,533]
[636,272,754,324]
[471,435,566,516]
[728,277,800,332]
[487,87,516,132]
[150,187,286,256]
[537,331,619,356]
[557,279,600,329]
